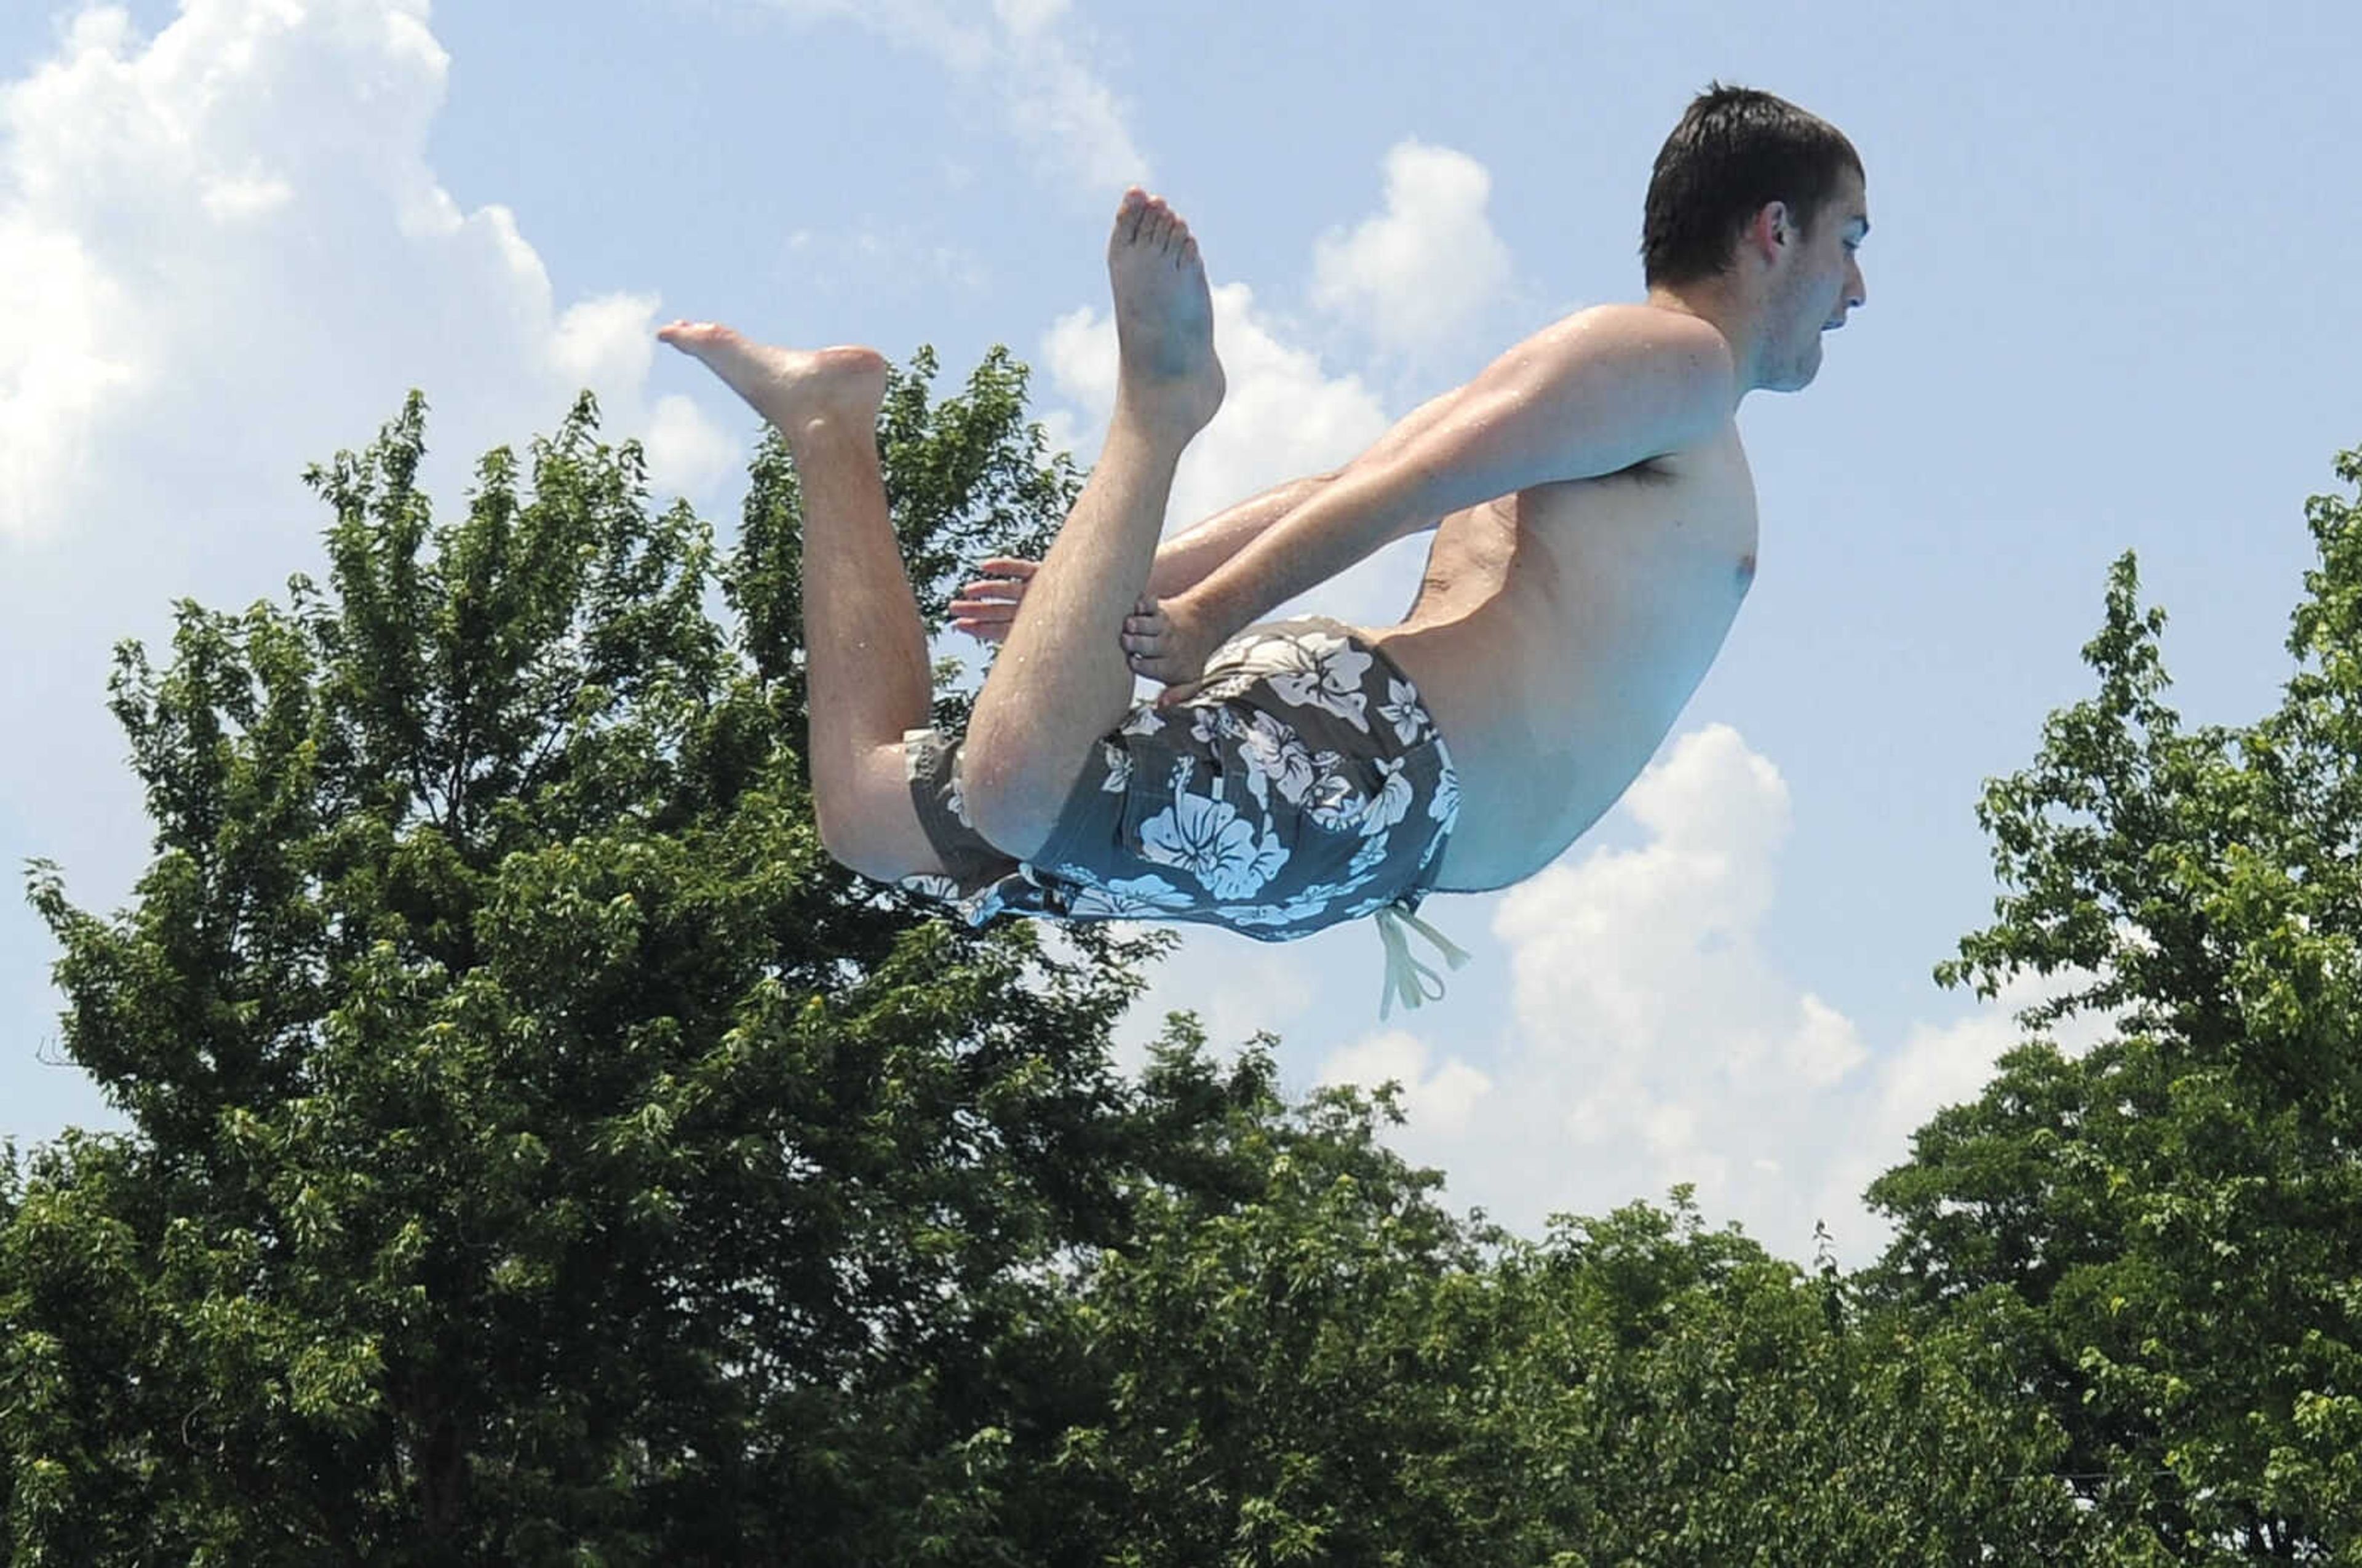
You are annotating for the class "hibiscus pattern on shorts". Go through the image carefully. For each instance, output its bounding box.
[1065,872,1198,918]
[1137,789,1290,900]
[1210,626,1375,732]
[1097,736,1132,795]
[1235,709,1319,809]
[897,617,1458,949]
[1377,675,1429,746]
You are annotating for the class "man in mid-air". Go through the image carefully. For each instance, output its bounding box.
[660,84,1869,1014]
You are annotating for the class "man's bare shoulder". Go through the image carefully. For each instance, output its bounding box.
[1529,301,1733,375]
[1484,303,1733,476]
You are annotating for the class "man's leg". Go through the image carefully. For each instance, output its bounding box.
[656,326,945,883]
[957,189,1227,861]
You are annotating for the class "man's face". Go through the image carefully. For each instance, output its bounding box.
[1773,169,1870,391]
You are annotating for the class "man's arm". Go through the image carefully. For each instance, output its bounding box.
[956,386,1481,642]
[1145,474,1335,600]
[1142,382,1474,598]
[1175,306,1738,642]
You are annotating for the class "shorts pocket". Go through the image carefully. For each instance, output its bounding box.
[1115,734,1183,859]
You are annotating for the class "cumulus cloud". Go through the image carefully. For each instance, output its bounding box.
[0,0,738,1152]
[1804,961,2120,1258]
[1311,139,1514,360]
[757,0,1147,189]
[0,0,731,547]
[1316,1029,1492,1139]
[1305,723,2123,1265]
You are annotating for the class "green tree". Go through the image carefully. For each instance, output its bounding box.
[1469,1193,2085,1564]
[995,1067,2085,1567]
[0,356,1193,1566]
[1011,1022,1533,1567]
[1869,445,2362,1561]
[23,344,2338,1567]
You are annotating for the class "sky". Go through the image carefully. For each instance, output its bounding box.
[3,0,2356,1265]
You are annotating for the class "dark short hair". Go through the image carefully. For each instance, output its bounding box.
[1640,84,1863,289]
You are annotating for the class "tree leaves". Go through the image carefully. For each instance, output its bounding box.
[1878,443,2362,1561]
[7,357,2353,1562]
[4,359,1153,1563]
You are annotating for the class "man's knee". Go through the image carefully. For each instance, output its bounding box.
[813,746,948,883]
[817,816,907,883]
[953,740,1068,865]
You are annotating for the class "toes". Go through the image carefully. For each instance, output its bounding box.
[665,321,734,348]
[1118,191,1197,257]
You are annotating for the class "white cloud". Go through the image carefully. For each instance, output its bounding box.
[1316,1029,1492,1139]
[1296,723,2126,1267]
[992,0,1070,34]
[1311,139,1514,360]
[0,0,732,549]
[0,211,137,544]
[1806,960,2120,1258]
[758,0,1146,189]
[645,392,743,499]
[0,0,738,1110]
[554,291,662,396]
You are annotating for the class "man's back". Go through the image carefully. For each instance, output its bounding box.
[1358,304,1760,892]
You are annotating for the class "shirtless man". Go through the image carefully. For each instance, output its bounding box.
[659,86,1867,1014]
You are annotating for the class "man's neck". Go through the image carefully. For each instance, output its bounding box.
[1643,284,1763,399]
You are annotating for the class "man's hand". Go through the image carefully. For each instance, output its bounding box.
[950,557,1157,648]
[948,557,1039,643]
[1124,592,1227,707]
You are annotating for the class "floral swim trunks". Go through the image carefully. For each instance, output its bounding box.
[896,616,1469,1016]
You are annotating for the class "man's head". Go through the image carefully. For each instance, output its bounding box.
[1641,84,1869,393]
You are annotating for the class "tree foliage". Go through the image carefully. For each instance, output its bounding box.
[4,346,2356,1562]
[1871,445,2362,1561]
[2,357,1182,1564]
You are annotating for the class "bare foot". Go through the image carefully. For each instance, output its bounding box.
[1107,188,1225,439]
[656,322,888,438]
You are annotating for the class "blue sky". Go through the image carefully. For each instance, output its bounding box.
[3,0,2356,1263]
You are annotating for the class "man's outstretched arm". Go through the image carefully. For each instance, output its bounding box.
[1145,473,1335,599]
[1150,306,1738,670]
[949,475,1332,643]
[1139,380,1482,597]
[950,388,1475,639]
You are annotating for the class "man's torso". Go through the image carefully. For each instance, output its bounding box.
[1358,418,1759,891]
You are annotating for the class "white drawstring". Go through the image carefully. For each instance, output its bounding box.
[1375,902,1471,1020]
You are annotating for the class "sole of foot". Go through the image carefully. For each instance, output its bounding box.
[1106,188,1225,438]
[657,323,888,435]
